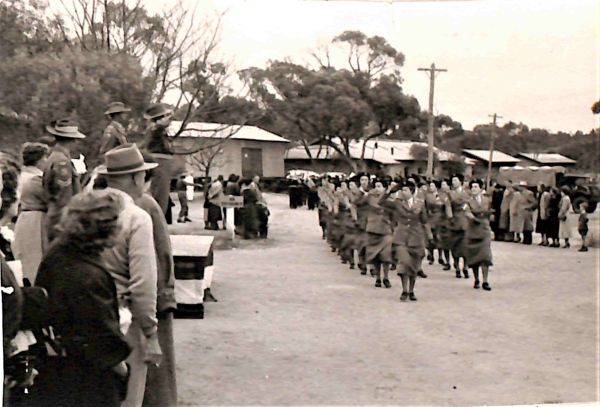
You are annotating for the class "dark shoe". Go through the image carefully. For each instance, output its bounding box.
[563,243,570,249]
[185,217,193,222]
[177,219,185,223]
[382,278,391,288]
[360,270,367,275]
[474,280,480,289]
[578,247,588,252]
[438,259,446,266]
[482,282,491,291]
[462,268,469,279]
[390,264,397,271]
[349,263,356,269]
[417,271,428,278]
[370,269,376,277]
[203,288,218,302]
[341,259,348,264]
[331,247,336,252]
[443,264,451,271]
[400,292,409,302]
[455,270,462,278]
[409,292,417,301]
[375,279,382,288]
[538,241,545,246]
[428,259,434,265]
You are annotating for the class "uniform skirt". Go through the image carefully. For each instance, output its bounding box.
[13,210,47,284]
[447,229,466,258]
[394,244,425,277]
[365,233,393,264]
[466,220,493,267]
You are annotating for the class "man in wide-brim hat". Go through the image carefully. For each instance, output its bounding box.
[100,102,132,155]
[139,103,175,216]
[98,143,163,407]
[42,119,86,245]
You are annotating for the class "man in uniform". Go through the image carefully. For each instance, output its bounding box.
[100,102,131,155]
[42,119,86,246]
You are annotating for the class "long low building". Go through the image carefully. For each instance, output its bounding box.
[285,139,454,178]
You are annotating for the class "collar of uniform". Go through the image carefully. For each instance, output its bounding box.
[23,166,43,177]
[104,186,135,205]
[110,121,125,132]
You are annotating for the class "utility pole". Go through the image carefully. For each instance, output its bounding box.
[418,63,447,179]
[487,113,503,191]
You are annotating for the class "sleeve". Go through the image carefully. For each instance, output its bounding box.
[127,211,159,337]
[43,159,75,204]
[99,128,116,155]
[77,271,131,370]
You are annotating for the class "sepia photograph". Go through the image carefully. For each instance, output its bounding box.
[1,0,598,406]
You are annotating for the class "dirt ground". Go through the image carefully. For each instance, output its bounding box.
[170,193,599,406]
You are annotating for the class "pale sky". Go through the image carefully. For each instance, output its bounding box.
[151,0,599,132]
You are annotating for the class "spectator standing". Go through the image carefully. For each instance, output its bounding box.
[99,102,131,155]
[42,119,86,245]
[96,144,162,407]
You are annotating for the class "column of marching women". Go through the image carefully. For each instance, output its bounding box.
[316,174,496,301]
[2,102,180,407]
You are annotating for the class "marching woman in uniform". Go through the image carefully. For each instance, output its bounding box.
[465,180,493,291]
[317,178,332,239]
[355,175,372,275]
[364,180,394,288]
[447,175,470,279]
[425,181,446,266]
[437,180,453,270]
[380,181,430,301]
[339,181,362,269]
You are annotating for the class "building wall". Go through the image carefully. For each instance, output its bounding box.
[179,139,287,179]
[518,158,576,169]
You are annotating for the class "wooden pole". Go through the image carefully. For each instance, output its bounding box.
[418,63,447,179]
[487,113,503,191]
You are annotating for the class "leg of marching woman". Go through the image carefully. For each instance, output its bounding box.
[472,266,480,289]
[374,261,382,287]
[382,263,391,288]
[400,274,409,301]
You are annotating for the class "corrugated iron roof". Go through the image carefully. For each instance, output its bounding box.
[170,121,290,143]
[463,149,520,163]
[517,153,576,165]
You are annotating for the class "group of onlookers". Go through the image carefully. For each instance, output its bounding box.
[2,102,181,407]
[491,181,588,251]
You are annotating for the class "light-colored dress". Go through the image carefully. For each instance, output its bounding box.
[558,195,572,239]
[13,167,47,284]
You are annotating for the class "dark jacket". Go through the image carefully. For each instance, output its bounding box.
[35,242,131,371]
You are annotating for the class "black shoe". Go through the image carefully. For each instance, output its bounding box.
[474,280,480,289]
[462,268,469,279]
[390,264,397,271]
[409,292,417,301]
[538,242,545,246]
[382,278,391,288]
[578,247,588,252]
[331,247,336,252]
[177,219,185,223]
[203,288,218,302]
[455,270,462,278]
[375,279,382,288]
[370,269,375,277]
[443,264,451,271]
[438,259,446,266]
[400,292,409,302]
[185,217,193,222]
[341,259,348,264]
[482,282,492,291]
[428,259,434,265]
[418,271,428,278]
[563,243,570,249]
[349,263,355,269]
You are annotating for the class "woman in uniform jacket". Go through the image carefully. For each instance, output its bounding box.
[380,181,430,301]
[364,180,394,288]
[447,176,470,279]
[34,191,131,407]
[465,180,493,291]
[425,181,447,266]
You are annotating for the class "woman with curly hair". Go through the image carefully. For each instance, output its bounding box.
[13,142,50,284]
[34,191,132,407]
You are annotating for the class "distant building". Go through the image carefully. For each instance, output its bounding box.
[516,153,577,169]
[285,139,454,178]
[462,149,521,179]
[169,121,290,178]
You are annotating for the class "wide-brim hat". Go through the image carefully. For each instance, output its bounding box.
[46,119,86,139]
[143,103,173,120]
[97,143,159,175]
[104,102,131,115]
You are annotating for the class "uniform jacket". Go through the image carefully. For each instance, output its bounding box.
[140,124,173,156]
[447,188,469,231]
[36,242,131,370]
[42,145,80,243]
[99,121,128,155]
[364,191,394,236]
[466,194,492,239]
[380,194,429,247]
